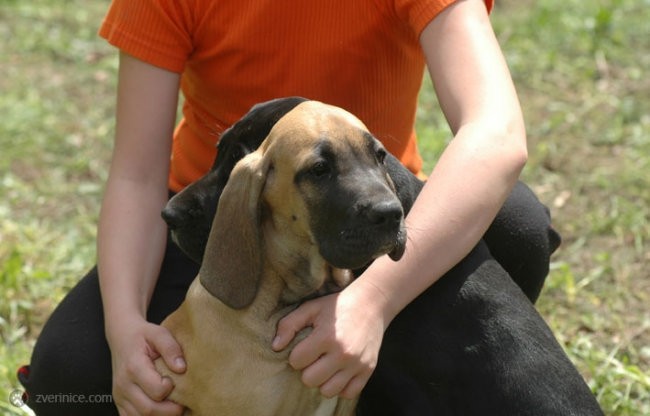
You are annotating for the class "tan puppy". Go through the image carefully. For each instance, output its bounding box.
[156,101,407,415]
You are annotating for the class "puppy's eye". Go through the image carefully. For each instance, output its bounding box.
[308,161,331,178]
[376,148,387,164]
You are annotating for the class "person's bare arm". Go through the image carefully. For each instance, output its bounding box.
[362,0,528,323]
[98,52,185,416]
[273,0,527,399]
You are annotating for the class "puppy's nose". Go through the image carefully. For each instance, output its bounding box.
[366,200,403,226]
[161,207,182,230]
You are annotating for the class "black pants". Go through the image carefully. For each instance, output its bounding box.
[18,182,560,415]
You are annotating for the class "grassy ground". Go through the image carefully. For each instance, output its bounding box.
[1,0,648,414]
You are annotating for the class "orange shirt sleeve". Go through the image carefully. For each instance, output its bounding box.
[395,0,494,36]
[99,0,196,73]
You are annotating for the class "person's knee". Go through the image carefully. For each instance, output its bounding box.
[17,270,116,415]
[18,334,115,414]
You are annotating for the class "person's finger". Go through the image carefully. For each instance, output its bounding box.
[298,348,343,387]
[316,368,351,398]
[147,325,186,374]
[339,374,368,399]
[272,301,318,351]
[124,352,174,403]
[124,383,184,416]
[287,324,332,371]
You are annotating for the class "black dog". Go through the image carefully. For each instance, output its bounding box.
[162,98,603,415]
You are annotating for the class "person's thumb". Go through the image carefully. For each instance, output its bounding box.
[272,302,317,351]
[148,325,187,374]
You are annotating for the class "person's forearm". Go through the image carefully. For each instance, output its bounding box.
[98,52,180,342]
[353,121,527,326]
[97,177,170,340]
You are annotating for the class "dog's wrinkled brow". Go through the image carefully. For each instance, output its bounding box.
[318,129,375,152]
[362,131,375,143]
[364,131,384,150]
[313,138,335,158]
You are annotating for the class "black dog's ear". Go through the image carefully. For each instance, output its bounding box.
[383,153,423,216]
[199,150,269,309]
[212,96,309,170]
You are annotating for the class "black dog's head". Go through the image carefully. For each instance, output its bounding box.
[162,97,309,263]
[162,97,423,267]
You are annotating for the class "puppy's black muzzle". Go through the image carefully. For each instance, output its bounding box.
[318,195,406,270]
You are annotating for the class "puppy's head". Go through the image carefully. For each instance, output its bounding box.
[200,101,407,309]
[261,101,407,269]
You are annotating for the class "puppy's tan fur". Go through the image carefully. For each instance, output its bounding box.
[155,101,392,415]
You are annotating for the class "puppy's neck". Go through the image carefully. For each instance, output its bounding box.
[241,211,353,319]
[264,245,353,308]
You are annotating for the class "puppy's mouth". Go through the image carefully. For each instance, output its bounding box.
[320,224,407,270]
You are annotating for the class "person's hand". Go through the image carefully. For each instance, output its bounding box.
[108,317,186,415]
[272,281,388,399]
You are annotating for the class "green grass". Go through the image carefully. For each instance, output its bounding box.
[1,0,649,414]
[1,1,115,414]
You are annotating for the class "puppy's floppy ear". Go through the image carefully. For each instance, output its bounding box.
[199,150,268,309]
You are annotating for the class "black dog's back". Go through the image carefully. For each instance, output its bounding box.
[358,242,603,415]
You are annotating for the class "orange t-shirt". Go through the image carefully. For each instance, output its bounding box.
[99,0,493,192]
